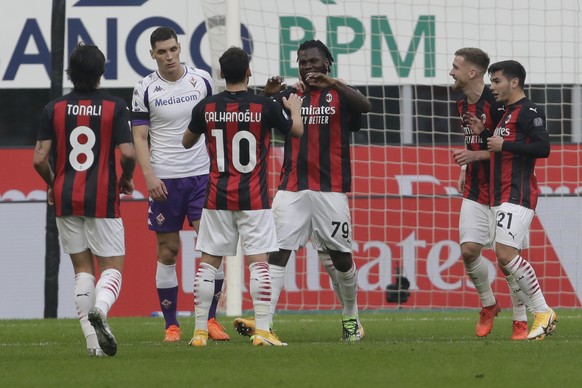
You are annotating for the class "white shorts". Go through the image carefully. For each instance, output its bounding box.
[272,190,352,253]
[56,216,125,257]
[195,209,278,256]
[459,198,492,247]
[490,202,533,250]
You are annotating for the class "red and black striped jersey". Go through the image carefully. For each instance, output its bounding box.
[188,90,293,210]
[456,86,504,204]
[490,97,550,210]
[37,90,133,218]
[276,87,362,193]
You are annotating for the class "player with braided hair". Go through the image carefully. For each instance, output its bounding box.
[234,39,371,342]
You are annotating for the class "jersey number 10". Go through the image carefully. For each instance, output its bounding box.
[211,129,257,173]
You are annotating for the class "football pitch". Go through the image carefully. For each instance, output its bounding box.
[2,310,582,387]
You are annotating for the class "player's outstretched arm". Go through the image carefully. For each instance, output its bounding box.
[304,73,371,113]
[261,76,287,96]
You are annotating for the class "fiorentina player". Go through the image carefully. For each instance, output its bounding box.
[131,27,229,342]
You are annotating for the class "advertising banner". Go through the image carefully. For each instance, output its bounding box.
[1,0,579,89]
[1,145,580,318]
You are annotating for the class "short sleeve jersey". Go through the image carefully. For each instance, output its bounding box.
[456,86,505,204]
[37,89,133,218]
[131,65,212,179]
[490,97,548,210]
[275,87,362,193]
[188,90,293,210]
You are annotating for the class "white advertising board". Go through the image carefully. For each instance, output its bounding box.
[0,0,580,89]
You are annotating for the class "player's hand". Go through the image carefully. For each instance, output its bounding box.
[304,72,335,88]
[263,76,286,96]
[145,174,168,201]
[293,80,306,92]
[463,112,485,135]
[487,136,504,152]
[119,177,135,196]
[282,93,302,111]
[452,149,476,166]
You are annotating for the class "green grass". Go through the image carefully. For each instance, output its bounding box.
[2,310,582,387]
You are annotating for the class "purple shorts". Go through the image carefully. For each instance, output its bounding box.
[148,175,208,232]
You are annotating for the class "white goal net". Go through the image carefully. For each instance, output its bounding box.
[201,0,582,312]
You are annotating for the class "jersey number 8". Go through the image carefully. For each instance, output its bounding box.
[69,126,96,172]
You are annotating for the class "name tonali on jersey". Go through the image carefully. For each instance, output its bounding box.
[66,103,102,116]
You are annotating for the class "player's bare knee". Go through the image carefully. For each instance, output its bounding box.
[156,242,179,264]
[328,251,353,272]
[460,242,481,264]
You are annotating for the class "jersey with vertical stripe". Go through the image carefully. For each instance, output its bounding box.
[490,97,549,210]
[37,89,133,218]
[188,90,293,210]
[456,86,504,204]
[131,65,212,178]
[275,87,362,193]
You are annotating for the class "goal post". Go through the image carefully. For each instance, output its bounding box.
[202,0,245,316]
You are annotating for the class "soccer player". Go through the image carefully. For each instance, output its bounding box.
[485,60,555,340]
[33,43,136,357]
[182,46,303,347]
[450,48,530,340]
[131,27,229,342]
[234,39,371,342]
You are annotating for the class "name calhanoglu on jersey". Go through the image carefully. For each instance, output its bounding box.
[67,104,102,116]
[205,110,261,123]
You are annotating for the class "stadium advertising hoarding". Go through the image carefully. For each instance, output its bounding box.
[0,0,580,89]
[1,146,581,318]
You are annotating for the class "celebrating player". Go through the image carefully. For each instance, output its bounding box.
[234,39,371,342]
[450,48,530,339]
[485,60,555,340]
[183,46,303,347]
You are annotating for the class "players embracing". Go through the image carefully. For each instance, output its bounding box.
[234,39,372,342]
[455,52,556,340]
